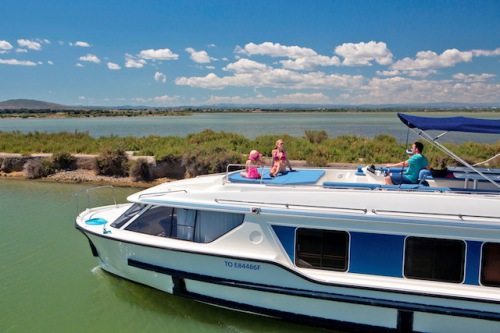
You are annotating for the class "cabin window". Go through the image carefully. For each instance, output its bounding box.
[481,243,500,287]
[124,205,244,243]
[111,203,146,228]
[404,237,465,283]
[295,228,349,271]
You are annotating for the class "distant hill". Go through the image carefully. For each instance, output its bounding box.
[0,99,78,110]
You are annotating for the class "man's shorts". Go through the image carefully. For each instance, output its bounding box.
[390,173,413,185]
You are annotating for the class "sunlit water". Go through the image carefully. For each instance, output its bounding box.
[1,112,499,144]
[0,179,330,333]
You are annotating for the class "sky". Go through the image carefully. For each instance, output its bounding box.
[0,0,499,107]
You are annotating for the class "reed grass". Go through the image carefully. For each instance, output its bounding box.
[1,130,498,169]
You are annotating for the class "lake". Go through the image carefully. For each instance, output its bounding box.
[0,178,330,333]
[1,112,499,144]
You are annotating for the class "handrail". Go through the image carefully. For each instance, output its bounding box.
[75,185,116,215]
[225,163,267,184]
[138,189,188,198]
[372,208,500,222]
[215,198,368,214]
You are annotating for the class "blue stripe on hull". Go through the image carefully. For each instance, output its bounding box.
[127,259,500,323]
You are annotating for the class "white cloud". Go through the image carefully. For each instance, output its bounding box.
[376,70,400,77]
[71,41,91,47]
[185,47,212,63]
[107,62,121,70]
[223,59,271,73]
[154,72,167,83]
[125,55,147,68]
[392,49,473,72]
[453,73,495,82]
[79,54,101,63]
[76,63,84,67]
[176,68,365,90]
[47,61,54,65]
[0,58,37,66]
[17,39,42,51]
[471,48,500,57]
[335,41,393,66]
[237,42,317,59]
[0,40,13,51]
[139,48,178,60]
[206,92,331,105]
[280,55,341,70]
[15,48,28,53]
[134,95,179,104]
[338,76,500,104]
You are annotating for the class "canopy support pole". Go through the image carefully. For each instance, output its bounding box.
[410,128,500,190]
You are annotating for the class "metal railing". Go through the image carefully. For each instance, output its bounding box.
[75,185,117,215]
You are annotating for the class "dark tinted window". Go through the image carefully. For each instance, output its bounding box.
[481,243,500,287]
[404,237,465,283]
[296,229,349,271]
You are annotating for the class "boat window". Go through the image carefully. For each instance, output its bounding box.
[111,203,146,228]
[295,228,349,271]
[123,205,244,243]
[125,205,174,236]
[404,237,465,283]
[481,243,500,287]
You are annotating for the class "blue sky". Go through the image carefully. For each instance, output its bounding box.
[1,0,499,107]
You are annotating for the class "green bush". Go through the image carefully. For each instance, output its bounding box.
[182,143,244,177]
[94,149,129,176]
[51,151,75,170]
[129,158,153,182]
[24,158,55,179]
[305,130,328,144]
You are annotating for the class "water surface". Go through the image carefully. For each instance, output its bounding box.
[0,179,329,333]
[1,112,498,144]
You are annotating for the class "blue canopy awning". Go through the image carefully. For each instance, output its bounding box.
[397,113,500,134]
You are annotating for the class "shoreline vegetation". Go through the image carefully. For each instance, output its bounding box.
[0,128,498,187]
[1,106,499,119]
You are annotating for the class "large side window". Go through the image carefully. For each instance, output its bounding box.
[404,237,465,283]
[481,243,500,287]
[123,205,244,243]
[296,228,349,271]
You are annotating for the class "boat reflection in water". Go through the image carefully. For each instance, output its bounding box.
[76,114,500,333]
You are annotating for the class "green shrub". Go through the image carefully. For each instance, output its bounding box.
[51,151,75,170]
[129,158,153,182]
[305,130,328,144]
[94,149,129,176]
[182,144,244,177]
[24,158,55,179]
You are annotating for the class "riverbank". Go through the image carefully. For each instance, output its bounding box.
[0,152,319,188]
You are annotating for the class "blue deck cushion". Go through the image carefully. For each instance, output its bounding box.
[229,169,325,185]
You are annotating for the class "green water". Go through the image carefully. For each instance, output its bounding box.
[0,179,328,333]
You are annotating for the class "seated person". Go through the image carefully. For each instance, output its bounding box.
[270,139,294,177]
[385,141,429,185]
[240,150,265,179]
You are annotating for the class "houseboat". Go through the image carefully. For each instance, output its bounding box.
[75,113,500,332]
